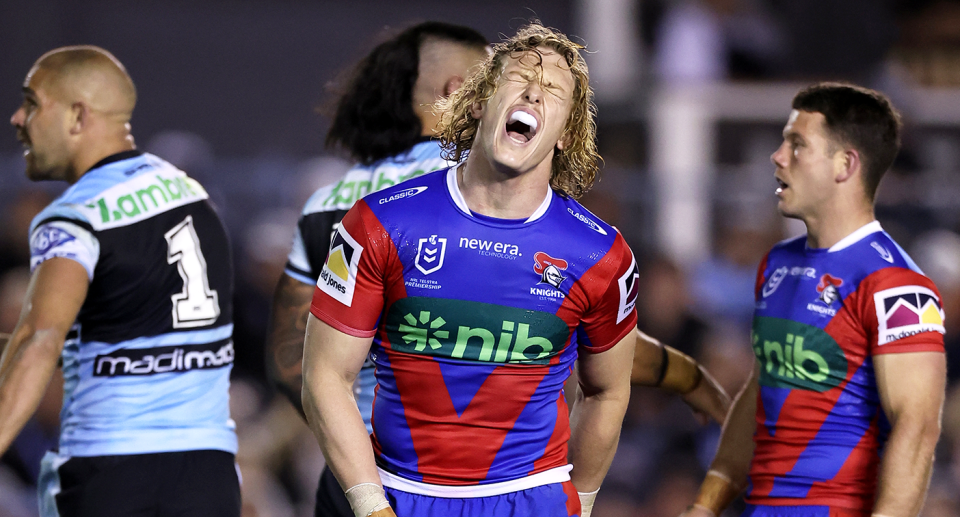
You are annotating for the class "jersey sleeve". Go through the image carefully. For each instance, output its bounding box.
[29,219,100,280]
[310,200,392,338]
[285,209,348,285]
[855,267,945,356]
[575,233,639,354]
[754,251,770,300]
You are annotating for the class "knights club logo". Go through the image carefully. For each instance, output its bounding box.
[816,273,843,305]
[415,235,447,275]
[533,252,568,288]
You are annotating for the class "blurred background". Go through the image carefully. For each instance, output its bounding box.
[2,0,960,516]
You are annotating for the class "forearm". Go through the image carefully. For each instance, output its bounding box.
[872,416,940,516]
[303,365,381,490]
[0,326,63,454]
[568,384,630,492]
[266,275,313,417]
[689,370,758,516]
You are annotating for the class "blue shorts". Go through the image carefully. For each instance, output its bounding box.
[384,481,580,517]
[743,504,868,517]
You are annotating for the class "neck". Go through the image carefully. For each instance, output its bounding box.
[68,133,136,183]
[459,149,552,219]
[803,201,875,249]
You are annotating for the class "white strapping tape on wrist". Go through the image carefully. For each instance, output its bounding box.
[692,503,718,517]
[578,488,600,517]
[344,483,390,517]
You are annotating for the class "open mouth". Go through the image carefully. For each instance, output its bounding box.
[505,110,538,143]
[776,177,788,194]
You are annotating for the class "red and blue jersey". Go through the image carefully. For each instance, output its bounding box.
[746,221,945,512]
[310,167,638,496]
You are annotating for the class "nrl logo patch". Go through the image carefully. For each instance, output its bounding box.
[415,235,447,275]
[762,267,788,298]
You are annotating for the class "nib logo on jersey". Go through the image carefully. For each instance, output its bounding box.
[752,317,847,392]
[385,297,569,365]
[874,285,945,345]
[318,227,363,306]
[531,252,568,299]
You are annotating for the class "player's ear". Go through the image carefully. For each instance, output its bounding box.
[835,148,860,184]
[68,102,87,135]
[443,76,464,98]
[556,129,572,151]
[469,99,484,120]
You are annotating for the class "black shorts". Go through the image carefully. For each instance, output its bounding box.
[49,449,240,517]
[314,466,353,517]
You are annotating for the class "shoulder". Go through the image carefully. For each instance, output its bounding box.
[551,195,619,246]
[360,167,449,212]
[301,141,451,216]
[55,153,209,232]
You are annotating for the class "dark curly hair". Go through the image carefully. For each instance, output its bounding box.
[326,22,487,165]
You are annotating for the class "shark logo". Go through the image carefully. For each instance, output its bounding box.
[416,235,447,275]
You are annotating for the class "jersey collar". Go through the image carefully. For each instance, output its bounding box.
[827,220,883,252]
[445,166,553,223]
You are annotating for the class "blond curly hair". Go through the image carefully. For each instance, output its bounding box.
[435,22,600,198]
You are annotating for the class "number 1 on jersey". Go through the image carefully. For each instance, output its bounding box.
[165,216,220,328]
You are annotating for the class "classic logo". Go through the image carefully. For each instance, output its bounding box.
[762,267,789,298]
[416,235,447,275]
[534,252,568,288]
[752,317,848,392]
[566,208,608,235]
[617,255,640,324]
[874,285,945,345]
[318,226,363,306]
[94,340,234,377]
[816,273,843,305]
[871,241,894,263]
[385,297,569,365]
[379,186,428,205]
[31,225,77,255]
[79,170,208,230]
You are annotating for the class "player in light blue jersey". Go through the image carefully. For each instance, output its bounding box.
[1,46,239,516]
[264,22,488,517]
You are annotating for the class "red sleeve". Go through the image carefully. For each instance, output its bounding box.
[853,267,946,356]
[310,200,393,337]
[575,233,639,354]
[754,251,771,300]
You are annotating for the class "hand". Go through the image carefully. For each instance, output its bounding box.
[678,505,717,517]
[370,508,398,517]
[681,368,731,425]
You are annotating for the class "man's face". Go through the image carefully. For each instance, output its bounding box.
[471,46,575,176]
[770,110,842,220]
[10,65,73,181]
